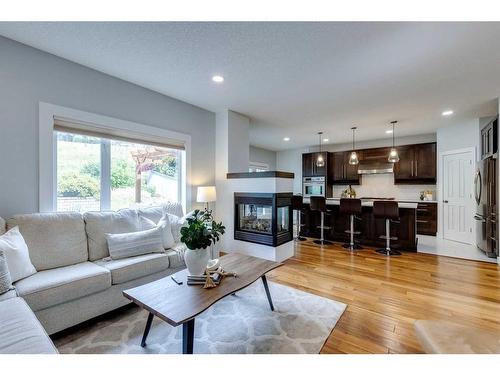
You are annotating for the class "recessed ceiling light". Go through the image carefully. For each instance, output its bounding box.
[442,110,454,116]
[323,138,329,142]
[385,129,393,134]
[212,75,224,83]
[283,137,290,141]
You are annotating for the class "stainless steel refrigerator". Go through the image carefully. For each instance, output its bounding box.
[474,154,498,258]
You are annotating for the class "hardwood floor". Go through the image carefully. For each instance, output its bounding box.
[266,239,500,353]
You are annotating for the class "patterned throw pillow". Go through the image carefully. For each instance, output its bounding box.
[0,251,14,295]
[105,227,164,260]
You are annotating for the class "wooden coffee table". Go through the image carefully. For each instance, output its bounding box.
[122,253,281,354]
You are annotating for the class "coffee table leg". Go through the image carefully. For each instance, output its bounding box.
[261,275,275,311]
[141,312,154,347]
[182,319,195,354]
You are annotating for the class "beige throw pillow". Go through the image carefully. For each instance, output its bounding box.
[105,227,164,260]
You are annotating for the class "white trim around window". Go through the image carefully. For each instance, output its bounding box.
[39,102,192,212]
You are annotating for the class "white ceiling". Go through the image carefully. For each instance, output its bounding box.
[0,22,499,151]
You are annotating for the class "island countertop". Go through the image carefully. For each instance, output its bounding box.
[299,197,418,250]
[302,197,418,209]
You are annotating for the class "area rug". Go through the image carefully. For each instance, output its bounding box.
[53,281,346,354]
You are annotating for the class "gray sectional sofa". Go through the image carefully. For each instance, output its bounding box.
[0,203,186,354]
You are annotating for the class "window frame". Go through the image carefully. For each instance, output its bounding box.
[40,102,191,213]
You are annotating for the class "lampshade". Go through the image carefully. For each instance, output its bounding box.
[196,186,216,203]
[349,151,359,165]
[388,148,400,163]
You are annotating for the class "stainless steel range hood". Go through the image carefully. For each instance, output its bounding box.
[357,161,394,174]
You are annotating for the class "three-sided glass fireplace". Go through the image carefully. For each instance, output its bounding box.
[234,192,293,246]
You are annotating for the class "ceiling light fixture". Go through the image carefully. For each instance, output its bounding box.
[212,75,224,83]
[349,127,359,165]
[316,132,325,167]
[283,137,290,141]
[442,110,453,116]
[388,121,400,163]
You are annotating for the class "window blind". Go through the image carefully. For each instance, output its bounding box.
[53,116,185,150]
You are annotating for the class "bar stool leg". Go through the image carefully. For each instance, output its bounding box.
[313,212,332,246]
[376,219,401,256]
[343,214,363,251]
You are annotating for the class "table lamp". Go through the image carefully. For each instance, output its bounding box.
[196,186,216,211]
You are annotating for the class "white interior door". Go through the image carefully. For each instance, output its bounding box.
[442,150,474,244]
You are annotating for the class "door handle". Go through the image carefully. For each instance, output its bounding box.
[443,200,448,203]
[415,160,418,176]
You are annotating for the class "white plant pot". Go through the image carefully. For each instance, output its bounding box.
[184,247,211,276]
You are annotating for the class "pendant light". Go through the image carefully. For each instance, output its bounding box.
[388,120,400,163]
[316,131,325,167]
[348,126,359,165]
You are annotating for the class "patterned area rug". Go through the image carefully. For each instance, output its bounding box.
[53,281,346,354]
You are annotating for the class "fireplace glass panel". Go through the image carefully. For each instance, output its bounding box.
[277,206,290,233]
[238,204,272,234]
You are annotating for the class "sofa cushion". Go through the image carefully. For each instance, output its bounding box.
[137,206,164,224]
[84,209,141,261]
[0,227,37,282]
[94,253,170,284]
[0,288,17,302]
[0,297,58,354]
[106,227,164,260]
[14,262,111,311]
[7,212,88,271]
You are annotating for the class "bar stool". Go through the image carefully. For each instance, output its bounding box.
[292,195,307,241]
[373,200,401,256]
[310,196,333,245]
[340,198,363,251]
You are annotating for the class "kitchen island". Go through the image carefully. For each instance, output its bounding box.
[300,198,418,251]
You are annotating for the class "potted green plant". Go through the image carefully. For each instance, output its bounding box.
[180,209,225,275]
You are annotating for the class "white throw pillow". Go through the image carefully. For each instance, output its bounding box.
[105,227,164,260]
[167,210,196,243]
[0,226,37,282]
[140,215,175,250]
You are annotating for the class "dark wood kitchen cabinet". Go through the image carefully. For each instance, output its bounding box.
[416,202,437,236]
[394,142,436,184]
[481,118,498,159]
[302,152,328,177]
[329,151,361,185]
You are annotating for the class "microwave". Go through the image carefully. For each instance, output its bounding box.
[303,176,326,197]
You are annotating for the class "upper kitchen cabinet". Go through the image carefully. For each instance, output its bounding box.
[480,118,498,160]
[302,152,328,177]
[329,151,361,185]
[394,142,436,184]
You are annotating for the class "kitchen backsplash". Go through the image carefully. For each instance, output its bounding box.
[331,173,436,201]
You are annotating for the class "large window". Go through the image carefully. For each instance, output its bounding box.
[56,130,183,212]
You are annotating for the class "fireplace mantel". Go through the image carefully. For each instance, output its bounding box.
[226,171,294,179]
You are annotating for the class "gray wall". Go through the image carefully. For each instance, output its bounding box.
[0,36,215,217]
[249,146,277,170]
